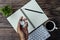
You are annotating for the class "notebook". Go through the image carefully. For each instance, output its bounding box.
[7,0,48,33]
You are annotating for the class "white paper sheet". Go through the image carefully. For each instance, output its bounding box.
[21,0,48,28]
[7,9,34,33]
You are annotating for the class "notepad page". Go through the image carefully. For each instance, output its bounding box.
[21,0,48,28]
[7,9,34,33]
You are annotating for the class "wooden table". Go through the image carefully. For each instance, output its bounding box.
[0,0,60,40]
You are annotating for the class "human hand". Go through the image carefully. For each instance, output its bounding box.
[17,16,28,40]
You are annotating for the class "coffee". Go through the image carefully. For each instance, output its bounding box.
[46,22,54,30]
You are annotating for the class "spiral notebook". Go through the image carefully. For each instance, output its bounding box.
[7,0,48,33]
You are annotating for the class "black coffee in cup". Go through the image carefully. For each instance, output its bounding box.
[46,22,54,30]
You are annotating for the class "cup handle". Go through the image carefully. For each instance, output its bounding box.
[55,27,58,29]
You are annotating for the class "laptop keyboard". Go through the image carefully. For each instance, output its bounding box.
[28,25,50,40]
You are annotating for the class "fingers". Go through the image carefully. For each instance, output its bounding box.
[19,16,23,22]
[17,16,28,31]
[23,18,27,22]
[17,16,23,33]
[17,22,21,34]
[19,16,28,28]
[17,16,28,40]
[19,16,27,21]
[23,22,28,37]
[20,17,28,37]
[24,22,28,28]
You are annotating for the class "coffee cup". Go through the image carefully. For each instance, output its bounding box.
[44,20,58,32]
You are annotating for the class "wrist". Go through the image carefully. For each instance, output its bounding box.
[19,34,25,40]
[20,37,25,40]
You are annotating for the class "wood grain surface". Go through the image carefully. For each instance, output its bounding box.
[0,0,60,40]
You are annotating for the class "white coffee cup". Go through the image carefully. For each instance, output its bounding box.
[44,20,58,32]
